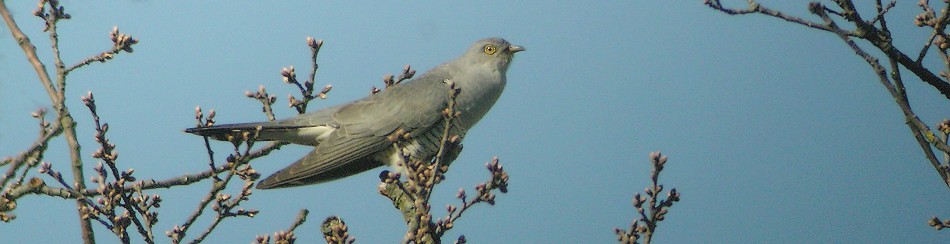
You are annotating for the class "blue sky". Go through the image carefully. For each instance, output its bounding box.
[2,1,949,243]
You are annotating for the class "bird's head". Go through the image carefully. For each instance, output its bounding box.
[461,38,525,74]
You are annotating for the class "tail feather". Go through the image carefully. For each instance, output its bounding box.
[185,122,309,142]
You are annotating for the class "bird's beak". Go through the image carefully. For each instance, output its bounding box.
[508,45,526,53]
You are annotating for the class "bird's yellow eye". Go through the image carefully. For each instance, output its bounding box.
[483,44,497,55]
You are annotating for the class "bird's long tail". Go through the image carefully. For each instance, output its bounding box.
[185,122,309,142]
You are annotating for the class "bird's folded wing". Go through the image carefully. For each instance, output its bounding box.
[255,131,390,189]
[336,73,452,137]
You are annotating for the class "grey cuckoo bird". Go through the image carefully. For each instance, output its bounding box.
[185,38,524,189]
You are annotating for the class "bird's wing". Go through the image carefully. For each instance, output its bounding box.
[336,70,452,136]
[254,132,390,188]
[256,72,453,189]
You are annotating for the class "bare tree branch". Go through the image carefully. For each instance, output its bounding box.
[614,152,680,244]
[706,0,950,228]
[706,0,950,98]
[376,79,510,242]
[0,0,96,241]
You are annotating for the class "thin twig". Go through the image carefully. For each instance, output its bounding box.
[425,78,461,201]
[288,209,309,232]
[704,0,845,34]
[614,152,680,244]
